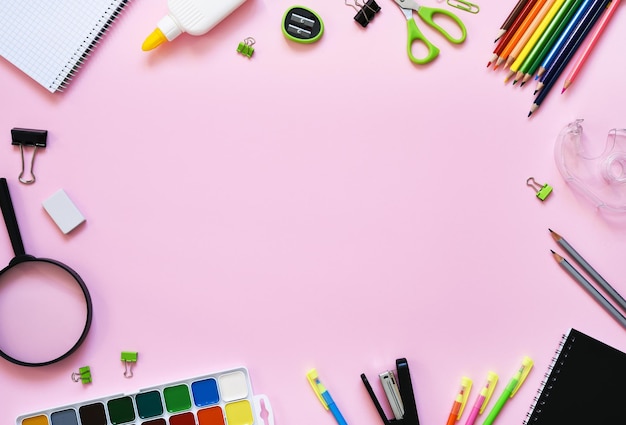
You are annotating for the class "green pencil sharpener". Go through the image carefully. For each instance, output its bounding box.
[282,6,324,43]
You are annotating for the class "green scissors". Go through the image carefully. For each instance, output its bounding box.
[392,0,467,64]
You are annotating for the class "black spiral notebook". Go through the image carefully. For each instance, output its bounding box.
[524,328,626,424]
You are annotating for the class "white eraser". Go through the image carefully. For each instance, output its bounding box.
[42,189,86,234]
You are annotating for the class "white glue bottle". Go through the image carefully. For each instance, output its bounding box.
[142,0,248,51]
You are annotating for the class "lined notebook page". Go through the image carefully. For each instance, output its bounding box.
[0,0,129,93]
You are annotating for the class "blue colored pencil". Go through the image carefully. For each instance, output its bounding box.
[519,0,583,86]
[528,0,612,116]
[534,0,610,93]
[535,0,594,79]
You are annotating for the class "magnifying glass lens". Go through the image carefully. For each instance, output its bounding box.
[0,261,89,365]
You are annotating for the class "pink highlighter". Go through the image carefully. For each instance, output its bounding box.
[465,372,499,425]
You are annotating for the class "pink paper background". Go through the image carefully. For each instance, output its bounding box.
[1,1,626,424]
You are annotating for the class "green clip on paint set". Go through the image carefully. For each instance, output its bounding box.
[17,367,274,425]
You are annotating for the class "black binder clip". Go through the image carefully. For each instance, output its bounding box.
[347,0,381,28]
[361,358,421,425]
[11,128,47,185]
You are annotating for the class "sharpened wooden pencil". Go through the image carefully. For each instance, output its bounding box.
[551,250,626,330]
[488,0,539,67]
[535,0,594,81]
[495,0,532,42]
[510,0,566,84]
[550,229,626,311]
[532,0,610,99]
[504,0,557,71]
[518,0,583,85]
[494,0,548,69]
[562,0,620,93]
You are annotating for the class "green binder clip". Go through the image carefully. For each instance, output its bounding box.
[121,351,138,378]
[237,37,255,58]
[71,366,92,384]
[527,177,553,201]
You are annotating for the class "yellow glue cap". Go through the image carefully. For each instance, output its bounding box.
[142,28,168,51]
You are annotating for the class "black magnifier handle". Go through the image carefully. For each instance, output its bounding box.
[0,178,26,257]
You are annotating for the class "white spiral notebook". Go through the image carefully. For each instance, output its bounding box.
[0,0,130,93]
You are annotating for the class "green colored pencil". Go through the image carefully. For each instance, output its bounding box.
[518,0,583,85]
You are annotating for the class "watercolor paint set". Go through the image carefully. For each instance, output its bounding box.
[17,367,273,425]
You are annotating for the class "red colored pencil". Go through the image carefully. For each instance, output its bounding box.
[488,0,539,67]
[494,0,548,69]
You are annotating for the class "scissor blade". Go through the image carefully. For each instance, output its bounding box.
[393,0,420,14]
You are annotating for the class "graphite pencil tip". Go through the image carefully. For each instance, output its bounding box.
[549,229,561,241]
[551,251,564,262]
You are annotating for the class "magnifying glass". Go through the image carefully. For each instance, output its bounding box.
[0,178,92,367]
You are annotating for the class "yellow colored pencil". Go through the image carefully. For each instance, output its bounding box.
[510,0,567,83]
[504,0,557,74]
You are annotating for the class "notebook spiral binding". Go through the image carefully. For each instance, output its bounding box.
[522,332,576,424]
[51,0,131,92]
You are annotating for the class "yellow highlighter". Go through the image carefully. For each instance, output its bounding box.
[482,357,533,425]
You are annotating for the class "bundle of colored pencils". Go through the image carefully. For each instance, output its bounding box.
[488,0,620,117]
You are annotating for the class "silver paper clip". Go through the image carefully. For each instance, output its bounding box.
[447,0,479,13]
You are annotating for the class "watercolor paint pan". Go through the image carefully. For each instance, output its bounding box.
[17,366,273,425]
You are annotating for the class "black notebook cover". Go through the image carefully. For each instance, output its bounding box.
[524,328,626,424]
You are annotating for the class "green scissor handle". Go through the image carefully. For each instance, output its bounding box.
[406,6,467,64]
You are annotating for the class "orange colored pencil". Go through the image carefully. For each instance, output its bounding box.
[562,0,620,92]
[488,0,539,67]
[504,0,557,72]
[494,0,548,69]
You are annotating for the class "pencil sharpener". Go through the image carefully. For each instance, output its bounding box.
[555,119,626,213]
[282,6,324,43]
